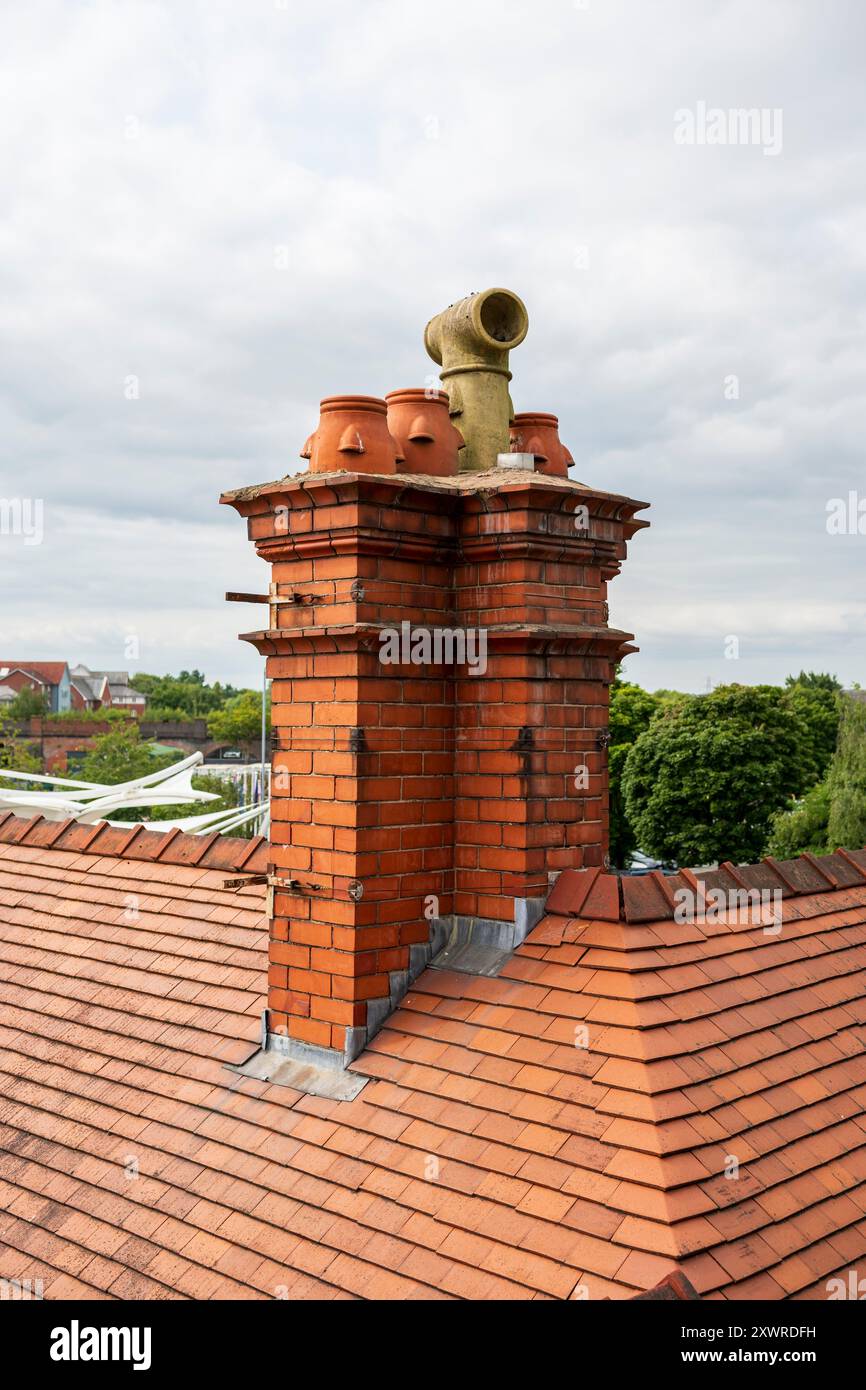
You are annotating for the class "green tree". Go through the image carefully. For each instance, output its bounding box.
[652,689,690,712]
[81,724,179,785]
[765,779,832,859]
[623,684,804,866]
[784,671,842,693]
[207,689,270,746]
[139,705,193,723]
[131,671,242,719]
[608,678,659,868]
[782,676,840,788]
[0,712,43,784]
[826,695,866,850]
[7,685,48,718]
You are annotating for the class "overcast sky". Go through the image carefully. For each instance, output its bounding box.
[1,0,864,693]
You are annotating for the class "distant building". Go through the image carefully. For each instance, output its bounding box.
[70,665,146,717]
[0,662,146,718]
[0,662,72,713]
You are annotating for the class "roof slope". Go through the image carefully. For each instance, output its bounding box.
[0,819,865,1301]
[0,662,68,685]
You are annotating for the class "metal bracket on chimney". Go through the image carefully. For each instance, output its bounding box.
[226,871,325,904]
[223,873,269,891]
[269,873,323,894]
[226,583,317,630]
[225,592,269,606]
[265,873,324,917]
[596,730,612,750]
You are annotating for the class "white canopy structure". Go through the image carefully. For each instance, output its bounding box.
[0,752,269,837]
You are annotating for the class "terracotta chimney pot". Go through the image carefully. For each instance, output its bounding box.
[385,389,464,477]
[510,412,574,479]
[305,395,403,475]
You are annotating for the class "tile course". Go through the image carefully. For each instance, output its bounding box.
[1,815,865,1299]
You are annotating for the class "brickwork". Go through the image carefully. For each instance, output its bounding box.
[223,470,647,1060]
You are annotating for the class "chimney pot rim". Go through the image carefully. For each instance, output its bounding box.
[512,411,560,426]
[319,395,388,414]
[385,387,451,406]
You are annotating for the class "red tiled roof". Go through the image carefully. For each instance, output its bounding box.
[0,821,865,1301]
[0,662,69,686]
[0,812,269,873]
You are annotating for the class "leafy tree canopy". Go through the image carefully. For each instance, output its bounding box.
[80,724,180,786]
[130,672,244,719]
[6,685,48,718]
[207,689,270,746]
[0,712,42,783]
[610,679,660,748]
[608,678,660,868]
[765,779,832,859]
[622,684,806,866]
[652,688,690,711]
[781,680,840,788]
[784,671,842,693]
[826,695,866,851]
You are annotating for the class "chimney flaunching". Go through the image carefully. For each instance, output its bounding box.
[222,287,648,1073]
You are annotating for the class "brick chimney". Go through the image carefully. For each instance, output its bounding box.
[222,289,647,1069]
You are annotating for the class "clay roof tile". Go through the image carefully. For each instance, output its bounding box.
[16,815,76,849]
[546,866,600,917]
[622,874,672,924]
[0,819,864,1303]
[581,873,621,923]
[810,852,866,888]
[774,856,835,895]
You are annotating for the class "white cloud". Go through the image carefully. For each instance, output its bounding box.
[0,0,864,689]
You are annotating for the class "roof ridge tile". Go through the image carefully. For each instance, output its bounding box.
[582,873,622,922]
[801,852,839,888]
[622,874,676,924]
[546,866,601,918]
[10,813,41,844]
[541,848,866,929]
[762,857,800,894]
[837,848,866,883]
[0,812,264,875]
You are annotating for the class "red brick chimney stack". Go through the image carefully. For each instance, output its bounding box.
[222,290,647,1069]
